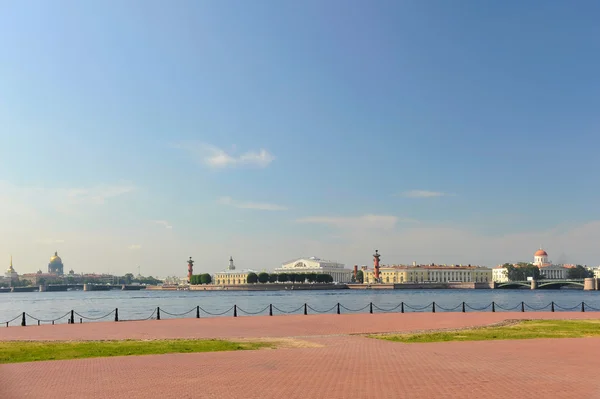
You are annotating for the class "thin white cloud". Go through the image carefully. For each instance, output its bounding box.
[65,183,137,205]
[172,142,274,169]
[218,196,288,211]
[152,220,173,229]
[36,238,65,244]
[296,214,400,230]
[400,190,452,198]
[128,244,142,250]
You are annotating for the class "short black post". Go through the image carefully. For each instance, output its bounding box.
[157,307,161,320]
[38,320,40,326]
[521,302,525,312]
[52,320,54,325]
[196,306,200,319]
[492,302,495,312]
[432,302,436,313]
[115,308,119,322]
[70,310,74,324]
[581,302,585,312]
[337,303,340,315]
[269,304,273,316]
[21,312,26,326]
[80,318,82,324]
[304,303,307,315]
[551,301,555,312]
[233,305,237,317]
[462,302,465,313]
[401,302,404,313]
[369,302,373,314]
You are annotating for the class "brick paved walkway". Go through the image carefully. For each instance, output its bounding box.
[2,312,600,398]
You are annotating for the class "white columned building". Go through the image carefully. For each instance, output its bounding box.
[274,257,352,283]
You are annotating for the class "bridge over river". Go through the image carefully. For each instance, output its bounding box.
[496,278,599,290]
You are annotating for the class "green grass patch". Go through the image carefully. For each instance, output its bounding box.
[0,339,273,364]
[370,319,600,343]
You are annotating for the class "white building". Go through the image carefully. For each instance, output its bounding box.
[274,257,352,283]
[492,266,509,283]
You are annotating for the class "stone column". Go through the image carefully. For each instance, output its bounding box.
[39,285,46,292]
[530,280,538,290]
[583,278,595,291]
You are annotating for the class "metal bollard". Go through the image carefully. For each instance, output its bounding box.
[432,302,436,313]
[581,302,585,312]
[401,302,404,313]
[269,304,273,316]
[521,302,525,312]
[233,305,237,317]
[80,318,82,324]
[21,312,26,327]
[196,306,200,319]
[551,301,555,312]
[462,302,465,313]
[70,310,74,324]
[115,308,119,322]
[304,303,307,315]
[492,302,495,312]
[369,302,373,314]
[52,320,54,325]
[337,303,340,315]
[157,307,161,320]
[38,320,40,326]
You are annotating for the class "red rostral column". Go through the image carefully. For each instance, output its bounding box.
[187,257,194,283]
[353,265,358,280]
[373,250,381,281]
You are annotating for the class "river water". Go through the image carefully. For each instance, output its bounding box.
[1,289,599,326]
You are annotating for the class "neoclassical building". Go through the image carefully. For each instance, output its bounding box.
[492,248,569,282]
[274,257,352,283]
[213,257,257,285]
[362,264,492,284]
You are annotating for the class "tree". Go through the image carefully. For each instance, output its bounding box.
[200,273,212,285]
[567,265,593,279]
[190,275,200,285]
[124,273,134,284]
[258,272,269,284]
[324,274,334,283]
[316,274,327,283]
[306,272,317,283]
[356,270,364,284]
[277,273,289,283]
[296,273,306,283]
[288,273,297,283]
[268,273,278,283]
[247,272,258,284]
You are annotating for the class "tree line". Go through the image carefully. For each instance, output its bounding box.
[189,274,213,285]
[246,272,334,284]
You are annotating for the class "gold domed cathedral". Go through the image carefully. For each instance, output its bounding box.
[48,251,64,275]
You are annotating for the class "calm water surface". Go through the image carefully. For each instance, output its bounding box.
[1,289,599,326]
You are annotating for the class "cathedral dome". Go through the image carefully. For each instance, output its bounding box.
[534,249,548,257]
[48,251,64,275]
[50,251,62,263]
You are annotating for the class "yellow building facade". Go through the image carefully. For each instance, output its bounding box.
[362,265,492,284]
[213,271,252,285]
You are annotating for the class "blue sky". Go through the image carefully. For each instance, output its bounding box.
[1,1,599,276]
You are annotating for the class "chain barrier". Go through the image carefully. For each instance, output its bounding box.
[339,304,370,312]
[436,303,463,312]
[25,311,71,323]
[524,303,552,311]
[74,309,116,321]
[237,305,270,315]
[4,300,600,327]
[199,306,234,316]
[372,303,403,312]
[307,304,338,314]
[404,303,433,311]
[159,308,196,317]
[465,303,492,311]
[272,305,305,314]
[553,303,582,311]
[583,302,600,311]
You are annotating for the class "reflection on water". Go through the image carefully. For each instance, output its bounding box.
[0,289,599,326]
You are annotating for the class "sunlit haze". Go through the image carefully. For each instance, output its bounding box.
[1,1,599,277]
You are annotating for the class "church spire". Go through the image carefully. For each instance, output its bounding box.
[228,256,235,270]
[10,255,12,267]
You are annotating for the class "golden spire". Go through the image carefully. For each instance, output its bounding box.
[10,255,12,267]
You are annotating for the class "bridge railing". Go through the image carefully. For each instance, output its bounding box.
[3,300,600,327]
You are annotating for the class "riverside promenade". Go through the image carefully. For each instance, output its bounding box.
[2,312,600,398]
